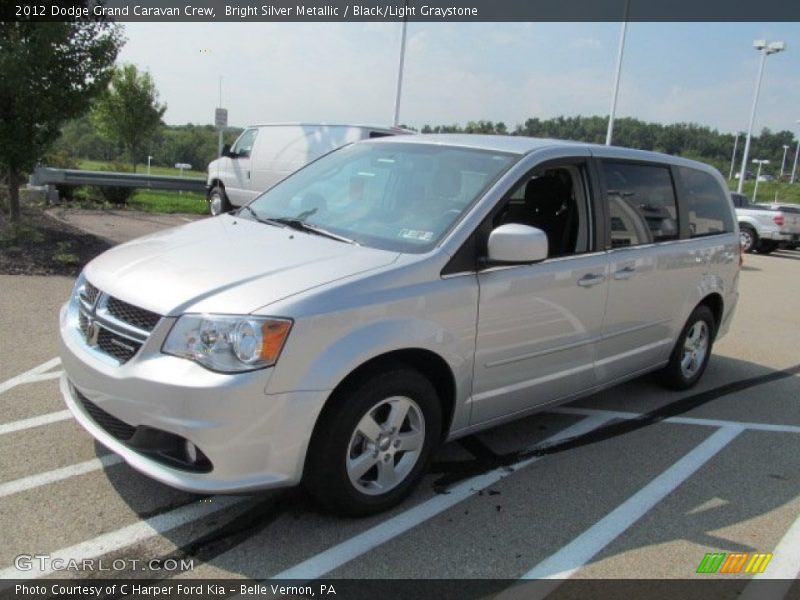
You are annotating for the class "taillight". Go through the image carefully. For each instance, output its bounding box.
[773,213,785,227]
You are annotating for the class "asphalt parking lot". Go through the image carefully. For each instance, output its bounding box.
[0,218,798,597]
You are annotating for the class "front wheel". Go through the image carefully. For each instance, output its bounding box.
[304,366,441,516]
[208,185,231,216]
[656,305,716,391]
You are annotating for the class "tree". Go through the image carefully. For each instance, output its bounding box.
[0,19,122,221]
[92,64,166,172]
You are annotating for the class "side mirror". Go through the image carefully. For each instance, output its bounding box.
[221,144,234,158]
[486,223,548,264]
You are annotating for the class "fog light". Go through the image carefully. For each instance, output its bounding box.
[185,441,198,464]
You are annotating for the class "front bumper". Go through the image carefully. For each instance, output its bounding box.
[766,231,792,241]
[59,303,329,493]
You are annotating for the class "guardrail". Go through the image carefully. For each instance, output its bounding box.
[32,167,207,193]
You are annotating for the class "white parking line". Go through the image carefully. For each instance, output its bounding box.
[269,414,613,582]
[0,358,61,395]
[553,406,800,435]
[0,410,72,436]
[500,426,744,599]
[0,495,251,580]
[18,371,64,385]
[0,454,123,498]
[739,512,800,600]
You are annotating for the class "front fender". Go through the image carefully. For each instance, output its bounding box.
[271,316,468,390]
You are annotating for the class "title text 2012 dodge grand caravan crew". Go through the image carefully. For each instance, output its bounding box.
[60,135,740,515]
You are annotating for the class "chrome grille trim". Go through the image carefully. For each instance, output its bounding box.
[74,283,162,365]
[81,281,100,306]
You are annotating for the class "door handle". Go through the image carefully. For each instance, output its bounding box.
[577,273,606,287]
[613,266,636,280]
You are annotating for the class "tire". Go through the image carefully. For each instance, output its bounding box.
[656,305,716,391]
[303,365,442,516]
[208,185,231,216]
[739,225,757,253]
[756,240,779,255]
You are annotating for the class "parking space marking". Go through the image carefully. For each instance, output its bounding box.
[0,495,251,580]
[269,414,613,582]
[0,357,61,395]
[505,426,744,597]
[740,512,800,600]
[0,410,72,436]
[0,454,123,498]
[554,407,800,434]
[17,371,64,385]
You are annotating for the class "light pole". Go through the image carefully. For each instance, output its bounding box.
[780,145,789,177]
[392,1,409,127]
[606,0,630,146]
[147,155,153,176]
[737,40,786,194]
[752,159,769,202]
[791,120,800,184]
[728,132,741,180]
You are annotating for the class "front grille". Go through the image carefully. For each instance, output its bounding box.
[82,281,100,305]
[78,311,89,335]
[107,297,161,332]
[96,329,142,363]
[75,282,159,365]
[75,389,136,441]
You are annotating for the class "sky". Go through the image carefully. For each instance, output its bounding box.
[118,22,800,135]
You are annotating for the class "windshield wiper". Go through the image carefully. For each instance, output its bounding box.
[269,217,359,245]
[237,205,279,227]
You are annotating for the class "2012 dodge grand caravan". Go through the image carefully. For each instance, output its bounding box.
[59,135,740,515]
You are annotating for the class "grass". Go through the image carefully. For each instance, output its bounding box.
[727,179,800,204]
[67,160,209,214]
[78,159,206,178]
[128,190,208,215]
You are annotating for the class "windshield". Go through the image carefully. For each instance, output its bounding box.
[246,142,517,252]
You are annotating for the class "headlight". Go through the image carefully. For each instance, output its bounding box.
[163,314,292,373]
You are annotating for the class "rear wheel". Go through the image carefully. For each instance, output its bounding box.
[656,305,716,391]
[208,185,231,216]
[739,225,757,253]
[304,366,441,516]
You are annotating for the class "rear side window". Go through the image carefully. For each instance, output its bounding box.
[678,167,734,237]
[601,162,679,247]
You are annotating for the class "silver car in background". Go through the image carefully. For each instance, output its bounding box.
[59,135,740,515]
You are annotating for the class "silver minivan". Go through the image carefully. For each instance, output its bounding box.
[59,135,740,515]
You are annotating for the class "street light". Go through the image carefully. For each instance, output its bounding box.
[752,159,769,202]
[791,119,800,184]
[392,0,409,127]
[606,0,631,146]
[780,145,789,177]
[737,40,786,194]
[728,132,741,180]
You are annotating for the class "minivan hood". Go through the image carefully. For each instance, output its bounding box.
[84,215,400,316]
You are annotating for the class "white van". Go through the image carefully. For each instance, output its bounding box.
[206,123,407,215]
